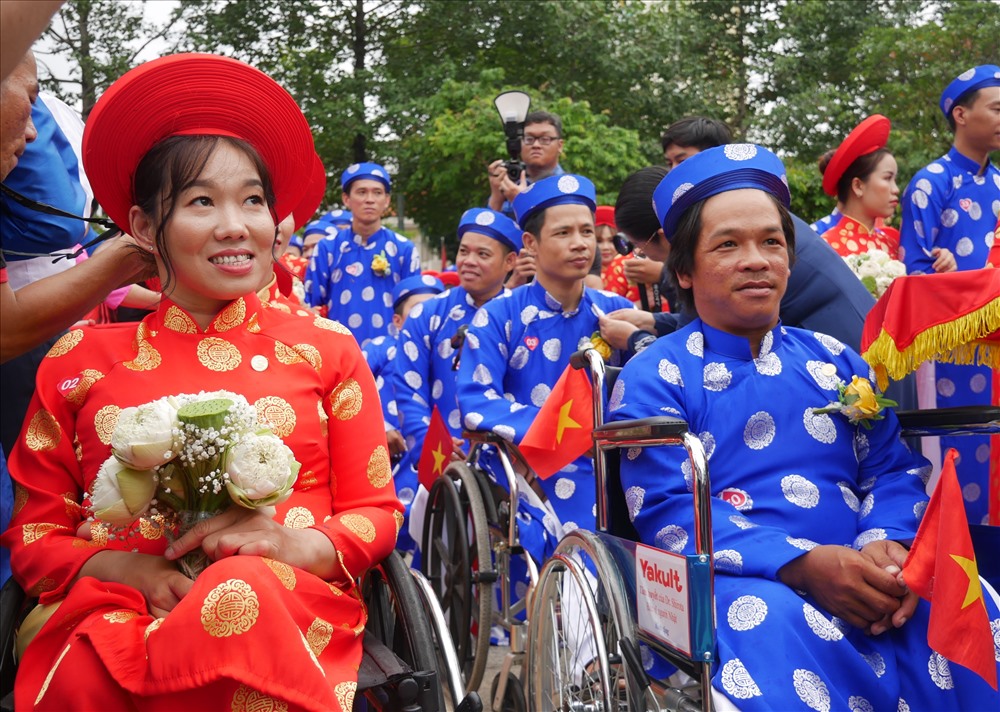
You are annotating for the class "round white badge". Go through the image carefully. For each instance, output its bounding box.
[557,175,580,193]
[251,355,269,372]
[475,210,495,226]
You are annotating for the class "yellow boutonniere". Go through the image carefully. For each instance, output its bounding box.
[812,375,897,430]
[371,252,390,276]
[590,331,612,361]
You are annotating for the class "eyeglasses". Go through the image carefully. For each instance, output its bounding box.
[522,135,559,146]
[622,229,658,257]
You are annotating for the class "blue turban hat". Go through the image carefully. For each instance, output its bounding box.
[512,174,596,227]
[940,65,1000,119]
[457,208,523,252]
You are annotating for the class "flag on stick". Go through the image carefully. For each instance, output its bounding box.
[519,364,594,480]
[417,405,453,490]
[902,448,997,690]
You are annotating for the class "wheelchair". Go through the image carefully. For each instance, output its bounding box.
[420,347,714,711]
[0,549,480,712]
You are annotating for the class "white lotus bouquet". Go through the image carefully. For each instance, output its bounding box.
[92,390,300,578]
[842,248,907,299]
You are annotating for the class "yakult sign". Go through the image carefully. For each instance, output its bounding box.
[635,542,692,656]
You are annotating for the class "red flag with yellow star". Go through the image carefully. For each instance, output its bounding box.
[519,364,594,480]
[902,448,998,690]
[417,405,454,490]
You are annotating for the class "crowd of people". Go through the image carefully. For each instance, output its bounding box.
[0,0,998,707]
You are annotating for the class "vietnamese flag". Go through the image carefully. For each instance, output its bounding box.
[902,449,998,690]
[417,405,454,490]
[519,364,594,480]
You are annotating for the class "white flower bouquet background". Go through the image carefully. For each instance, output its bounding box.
[92,390,300,578]
[842,248,907,299]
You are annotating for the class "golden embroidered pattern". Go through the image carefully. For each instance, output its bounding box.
[28,577,57,597]
[231,684,288,712]
[197,337,242,372]
[283,506,315,529]
[255,396,296,437]
[139,515,166,540]
[124,331,162,371]
[22,522,67,545]
[163,305,198,333]
[213,298,247,332]
[292,343,322,371]
[329,378,363,420]
[273,342,305,365]
[103,610,139,624]
[334,681,357,712]
[340,513,376,544]
[62,369,105,405]
[46,329,84,358]
[393,509,404,534]
[25,409,61,451]
[90,523,109,547]
[317,399,329,437]
[305,618,334,658]
[200,578,260,638]
[366,445,391,488]
[298,628,324,672]
[94,404,122,444]
[262,558,296,590]
[314,317,351,335]
[12,485,28,517]
[62,493,80,519]
[269,302,291,313]
[144,618,164,641]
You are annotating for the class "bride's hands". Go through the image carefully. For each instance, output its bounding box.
[78,550,193,618]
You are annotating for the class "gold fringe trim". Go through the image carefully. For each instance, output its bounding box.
[863,297,1000,391]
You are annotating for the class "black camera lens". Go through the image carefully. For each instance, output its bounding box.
[613,232,633,256]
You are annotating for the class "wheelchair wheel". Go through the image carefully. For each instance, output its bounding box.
[490,671,527,712]
[421,462,494,693]
[362,550,442,709]
[526,530,645,711]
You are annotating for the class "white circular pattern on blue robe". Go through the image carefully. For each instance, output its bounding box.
[413,393,428,407]
[803,602,844,641]
[542,338,562,361]
[955,237,974,257]
[714,549,743,574]
[340,289,352,305]
[995,174,1000,190]
[557,175,580,193]
[936,377,956,398]
[754,352,782,376]
[849,695,874,712]
[861,652,886,678]
[743,411,775,450]
[385,241,398,257]
[625,486,644,519]
[398,487,414,505]
[928,652,953,690]
[914,500,927,520]
[450,306,465,321]
[510,401,527,413]
[703,362,732,391]
[908,462,932,483]
[657,359,684,385]
[554,478,576,499]
[640,643,654,671]
[672,182,694,203]
[724,144,757,161]
[927,162,944,174]
[912,190,928,209]
[952,175,963,191]
[803,409,837,444]
[958,67,977,80]
[503,319,513,340]
[472,363,492,385]
[854,528,886,547]
[916,178,933,194]
[387,345,397,360]
[853,431,870,462]
[659,405,682,417]
[654,524,688,552]
[608,379,625,411]
[404,370,422,389]
[428,314,442,331]
[990,618,1000,653]
[348,313,363,328]
[720,659,762,699]
[781,474,820,508]
[448,408,461,430]
[813,333,845,355]
[475,210,495,226]
[464,411,483,429]
[387,401,397,417]
[494,424,515,441]
[786,537,817,551]
[963,482,981,502]
[437,339,454,359]
[727,595,766,631]
[793,668,831,712]
[977,442,991,464]
[361,286,375,301]
[472,309,489,327]
[403,341,419,361]
[531,383,551,407]
[940,208,959,228]
[686,331,703,356]
[913,220,925,238]
[383,292,393,308]
[859,493,874,517]
[520,305,539,325]
[969,201,982,221]
[729,514,757,529]
[626,447,641,461]
[484,388,501,400]
[563,521,579,533]
[372,313,383,328]
[838,482,861,512]
[347,163,360,174]
[510,345,530,369]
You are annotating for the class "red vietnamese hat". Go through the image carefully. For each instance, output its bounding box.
[83,53,315,231]
[291,154,327,232]
[595,205,617,230]
[822,115,891,197]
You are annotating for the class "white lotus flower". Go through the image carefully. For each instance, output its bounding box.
[225,430,300,509]
[91,456,158,526]
[111,397,179,469]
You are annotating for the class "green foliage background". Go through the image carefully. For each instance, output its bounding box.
[37,0,1000,253]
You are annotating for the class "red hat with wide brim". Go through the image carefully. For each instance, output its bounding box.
[595,205,616,230]
[292,153,327,232]
[822,115,891,197]
[83,53,315,231]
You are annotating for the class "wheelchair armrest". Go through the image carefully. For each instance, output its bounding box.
[461,430,508,447]
[594,416,689,445]
[896,406,1000,437]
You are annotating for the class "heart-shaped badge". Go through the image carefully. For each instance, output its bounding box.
[525,336,539,350]
[345,262,363,277]
[959,198,972,212]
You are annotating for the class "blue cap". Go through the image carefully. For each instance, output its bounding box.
[512,174,596,227]
[457,208,523,252]
[288,234,305,250]
[652,144,790,242]
[940,64,1000,119]
[341,162,391,192]
[326,208,353,226]
[392,274,445,311]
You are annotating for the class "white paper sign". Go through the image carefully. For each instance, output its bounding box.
[635,542,691,656]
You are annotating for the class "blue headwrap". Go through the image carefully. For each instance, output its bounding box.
[512,174,596,227]
[392,274,445,311]
[940,64,1000,119]
[457,208,523,252]
[652,144,790,242]
[341,162,391,192]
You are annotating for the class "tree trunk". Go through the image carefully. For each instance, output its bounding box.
[352,0,367,163]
